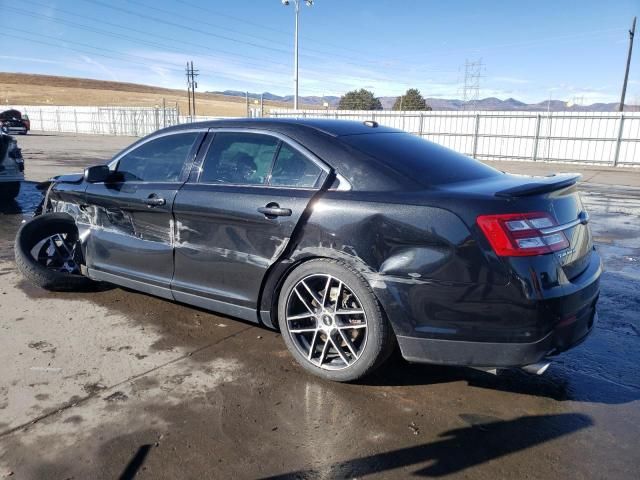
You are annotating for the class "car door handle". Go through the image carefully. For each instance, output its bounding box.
[145,197,166,207]
[258,206,292,217]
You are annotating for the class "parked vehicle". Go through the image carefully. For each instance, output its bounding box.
[0,109,30,135]
[0,133,24,200]
[15,119,601,381]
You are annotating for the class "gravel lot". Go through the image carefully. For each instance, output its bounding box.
[0,134,639,479]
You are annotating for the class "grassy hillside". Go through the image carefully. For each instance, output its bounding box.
[0,72,293,116]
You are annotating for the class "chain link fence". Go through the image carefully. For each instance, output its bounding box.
[270,110,640,167]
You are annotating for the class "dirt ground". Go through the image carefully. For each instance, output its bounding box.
[0,134,638,479]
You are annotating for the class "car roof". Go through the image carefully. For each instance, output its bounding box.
[166,118,402,137]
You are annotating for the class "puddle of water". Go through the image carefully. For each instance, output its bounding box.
[0,181,43,216]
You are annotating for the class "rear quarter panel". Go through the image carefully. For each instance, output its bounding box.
[268,191,515,337]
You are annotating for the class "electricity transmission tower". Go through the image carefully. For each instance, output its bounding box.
[462,59,484,111]
[185,61,199,119]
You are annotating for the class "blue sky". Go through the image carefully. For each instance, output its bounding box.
[1,0,639,104]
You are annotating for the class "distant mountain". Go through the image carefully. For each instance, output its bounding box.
[210,90,620,112]
[209,90,340,107]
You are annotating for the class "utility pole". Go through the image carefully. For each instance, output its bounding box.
[619,16,636,112]
[260,93,264,117]
[186,62,192,118]
[246,91,249,117]
[191,61,198,118]
[185,61,199,120]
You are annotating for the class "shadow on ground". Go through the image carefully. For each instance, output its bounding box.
[261,413,593,479]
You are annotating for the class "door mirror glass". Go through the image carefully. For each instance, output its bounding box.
[84,165,110,183]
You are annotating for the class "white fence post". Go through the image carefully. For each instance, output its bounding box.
[472,114,480,159]
[613,113,625,166]
[532,113,542,161]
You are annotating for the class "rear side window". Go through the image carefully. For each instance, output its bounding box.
[341,132,501,186]
[116,132,199,182]
[270,143,322,188]
[200,133,279,185]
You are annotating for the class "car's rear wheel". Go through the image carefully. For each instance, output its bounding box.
[278,259,395,382]
[0,182,20,200]
[15,213,94,291]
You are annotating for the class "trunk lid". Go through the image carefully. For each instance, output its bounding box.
[441,172,592,279]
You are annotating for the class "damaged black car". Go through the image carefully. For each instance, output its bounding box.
[1,133,25,200]
[0,109,30,135]
[15,119,601,381]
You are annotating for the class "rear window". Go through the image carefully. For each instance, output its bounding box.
[341,132,501,186]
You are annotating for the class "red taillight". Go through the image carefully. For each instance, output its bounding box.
[477,212,569,257]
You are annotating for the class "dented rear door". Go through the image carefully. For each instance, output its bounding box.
[171,130,330,319]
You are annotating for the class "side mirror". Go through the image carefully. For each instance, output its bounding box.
[84,165,110,183]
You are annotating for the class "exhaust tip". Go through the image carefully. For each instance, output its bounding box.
[521,361,551,375]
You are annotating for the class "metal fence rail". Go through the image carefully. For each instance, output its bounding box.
[270,110,640,167]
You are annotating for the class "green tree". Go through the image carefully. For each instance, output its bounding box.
[393,88,432,111]
[338,88,383,110]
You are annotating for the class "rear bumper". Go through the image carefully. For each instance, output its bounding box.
[377,249,601,368]
[397,309,596,367]
[2,126,27,134]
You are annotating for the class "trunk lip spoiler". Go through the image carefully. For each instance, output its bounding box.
[495,173,582,198]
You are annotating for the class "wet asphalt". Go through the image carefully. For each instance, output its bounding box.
[0,179,639,479]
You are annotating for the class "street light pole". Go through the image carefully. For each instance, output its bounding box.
[283,0,313,111]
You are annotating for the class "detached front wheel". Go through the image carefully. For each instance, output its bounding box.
[15,213,94,291]
[278,259,395,382]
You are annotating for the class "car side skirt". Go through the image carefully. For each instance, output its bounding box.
[87,268,259,324]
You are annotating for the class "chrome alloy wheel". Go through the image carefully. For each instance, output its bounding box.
[285,274,368,370]
[33,233,82,274]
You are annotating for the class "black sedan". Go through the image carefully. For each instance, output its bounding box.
[15,119,601,381]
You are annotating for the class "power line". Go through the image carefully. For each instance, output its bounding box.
[2,27,344,98]
[10,4,425,93]
[82,0,293,55]
[79,0,422,74]
[8,5,291,71]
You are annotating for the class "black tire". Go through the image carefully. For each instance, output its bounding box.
[15,213,94,291]
[278,258,395,382]
[0,182,20,200]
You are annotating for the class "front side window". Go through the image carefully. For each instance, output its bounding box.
[199,133,279,185]
[270,143,322,188]
[116,132,199,182]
